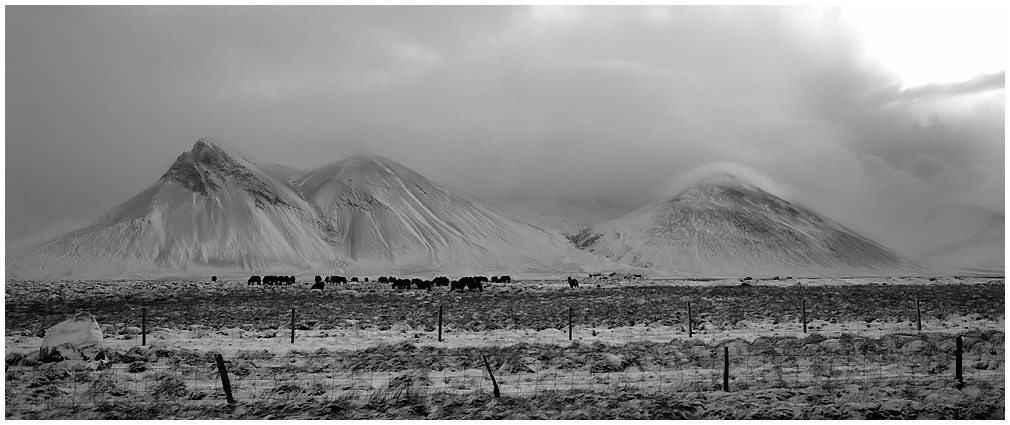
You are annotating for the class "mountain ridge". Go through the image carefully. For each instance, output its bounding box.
[572,172,919,277]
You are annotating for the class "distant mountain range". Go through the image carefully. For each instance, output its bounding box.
[6,139,998,279]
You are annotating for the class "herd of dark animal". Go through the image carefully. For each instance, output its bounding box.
[245,273,514,292]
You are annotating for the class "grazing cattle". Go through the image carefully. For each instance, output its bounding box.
[378,276,388,283]
[415,280,432,291]
[433,276,450,287]
[491,276,499,283]
[411,278,422,288]
[211,276,217,282]
[248,275,261,285]
[324,276,331,283]
[351,277,359,282]
[310,280,325,291]
[500,275,511,283]
[449,280,465,292]
[364,277,369,282]
[567,277,579,288]
[331,276,347,284]
[315,276,323,284]
[391,279,411,290]
[466,279,483,292]
[289,276,296,285]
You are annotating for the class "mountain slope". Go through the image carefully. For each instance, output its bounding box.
[6,139,335,278]
[572,173,917,277]
[293,153,603,273]
[6,140,613,279]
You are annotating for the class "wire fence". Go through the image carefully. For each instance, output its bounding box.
[6,340,1004,413]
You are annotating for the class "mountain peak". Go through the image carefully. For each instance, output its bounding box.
[672,171,765,204]
[695,172,750,188]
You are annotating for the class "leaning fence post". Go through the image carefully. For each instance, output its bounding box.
[291,308,295,344]
[438,305,443,342]
[915,299,922,332]
[955,336,963,389]
[723,347,730,392]
[141,307,147,346]
[215,353,235,404]
[568,306,573,341]
[482,355,501,398]
[802,300,807,334]
[687,301,693,337]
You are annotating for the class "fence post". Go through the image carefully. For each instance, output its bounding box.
[723,346,730,392]
[955,336,963,389]
[802,300,807,334]
[291,308,295,344]
[915,299,922,332]
[215,353,235,404]
[687,301,693,337]
[142,307,147,346]
[568,306,573,341]
[438,305,443,342]
[482,355,501,398]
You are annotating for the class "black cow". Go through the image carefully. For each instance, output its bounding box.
[211,276,217,282]
[378,276,388,283]
[567,277,579,288]
[500,275,511,283]
[364,277,369,282]
[315,276,323,284]
[351,277,359,282]
[289,276,296,285]
[248,275,261,285]
[466,278,483,292]
[491,276,499,283]
[331,276,347,284]
[324,276,331,283]
[415,280,432,291]
[449,280,465,292]
[433,276,450,287]
[391,279,411,290]
[310,280,325,291]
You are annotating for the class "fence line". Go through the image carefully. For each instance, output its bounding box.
[6,341,1004,413]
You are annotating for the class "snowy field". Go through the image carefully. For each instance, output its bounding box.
[5,276,1005,419]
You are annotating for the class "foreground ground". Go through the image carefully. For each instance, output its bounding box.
[5,277,1005,419]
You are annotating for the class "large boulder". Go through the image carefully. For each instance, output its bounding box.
[39,312,106,363]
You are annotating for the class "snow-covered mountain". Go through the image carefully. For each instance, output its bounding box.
[6,139,609,279]
[571,173,917,277]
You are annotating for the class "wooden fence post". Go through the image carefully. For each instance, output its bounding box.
[915,299,922,332]
[568,306,573,341]
[802,300,807,334]
[141,307,147,346]
[291,308,295,344]
[955,336,963,389]
[438,305,443,342]
[687,301,693,337]
[215,353,235,404]
[723,346,730,392]
[482,355,501,398]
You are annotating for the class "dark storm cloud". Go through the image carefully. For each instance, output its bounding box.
[6,6,1004,251]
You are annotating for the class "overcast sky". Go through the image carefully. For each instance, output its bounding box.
[6,5,1005,248]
